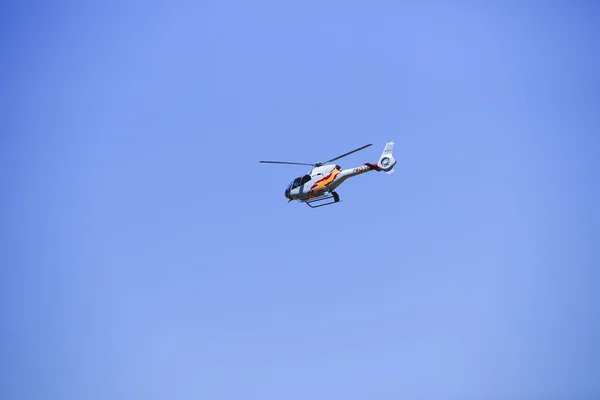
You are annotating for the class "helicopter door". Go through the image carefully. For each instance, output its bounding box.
[299,174,312,193]
[301,174,311,185]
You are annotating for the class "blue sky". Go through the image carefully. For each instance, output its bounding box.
[2,1,599,399]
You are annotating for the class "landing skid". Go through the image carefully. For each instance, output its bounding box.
[304,191,340,208]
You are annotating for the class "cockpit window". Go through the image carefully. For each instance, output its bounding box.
[291,177,302,189]
[290,174,311,189]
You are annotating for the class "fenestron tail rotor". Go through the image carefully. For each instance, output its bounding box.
[259,143,373,167]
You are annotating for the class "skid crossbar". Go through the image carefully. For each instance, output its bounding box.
[303,192,340,208]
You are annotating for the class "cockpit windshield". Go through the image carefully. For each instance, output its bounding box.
[289,174,312,190]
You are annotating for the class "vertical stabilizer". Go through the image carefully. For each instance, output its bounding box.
[377,141,397,172]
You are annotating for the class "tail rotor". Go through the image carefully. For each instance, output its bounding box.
[377,141,397,173]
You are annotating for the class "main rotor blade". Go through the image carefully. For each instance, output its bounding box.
[324,143,373,163]
[259,161,315,166]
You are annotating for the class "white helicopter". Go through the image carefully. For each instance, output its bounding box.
[260,141,397,208]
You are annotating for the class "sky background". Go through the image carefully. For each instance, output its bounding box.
[2,1,599,399]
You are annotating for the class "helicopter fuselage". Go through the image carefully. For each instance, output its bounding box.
[284,163,375,201]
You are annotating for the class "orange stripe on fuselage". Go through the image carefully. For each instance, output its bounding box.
[310,169,340,193]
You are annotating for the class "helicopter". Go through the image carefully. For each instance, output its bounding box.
[260,141,397,208]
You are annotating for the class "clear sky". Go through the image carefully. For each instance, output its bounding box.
[2,1,599,399]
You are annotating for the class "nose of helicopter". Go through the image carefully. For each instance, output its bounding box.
[284,187,291,199]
